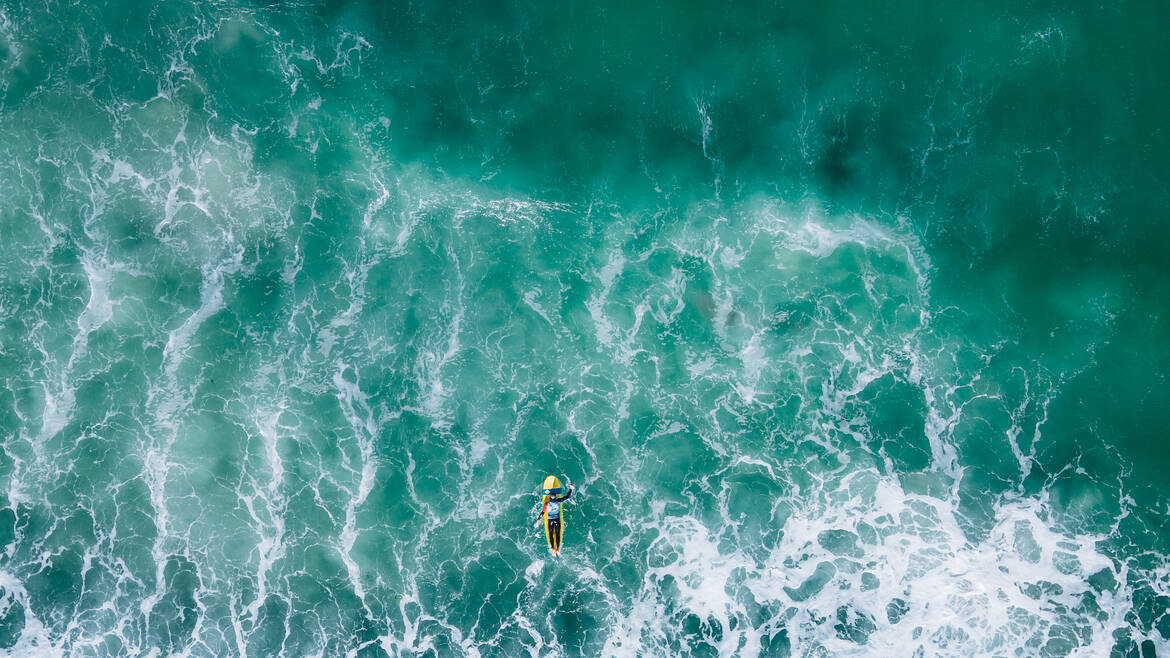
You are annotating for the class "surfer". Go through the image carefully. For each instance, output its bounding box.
[534,479,574,554]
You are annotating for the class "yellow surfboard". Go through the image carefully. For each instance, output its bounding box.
[541,475,565,556]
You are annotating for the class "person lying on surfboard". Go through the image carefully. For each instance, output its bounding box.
[533,477,574,555]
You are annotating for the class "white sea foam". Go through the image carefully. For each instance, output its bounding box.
[600,471,1145,656]
[77,256,114,337]
[585,250,625,348]
[416,293,464,423]
[332,362,379,622]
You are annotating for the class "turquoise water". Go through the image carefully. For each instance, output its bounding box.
[2,0,1170,655]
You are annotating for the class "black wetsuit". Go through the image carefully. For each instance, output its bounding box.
[536,487,573,550]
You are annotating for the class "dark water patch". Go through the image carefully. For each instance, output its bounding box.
[784,561,835,602]
[857,373,931,472]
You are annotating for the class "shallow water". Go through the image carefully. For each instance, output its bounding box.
[2,0,1169,655]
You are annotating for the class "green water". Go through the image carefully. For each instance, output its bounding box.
[1,0,1169,655]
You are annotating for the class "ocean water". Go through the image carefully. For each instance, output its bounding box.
[2,0,1169,655]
